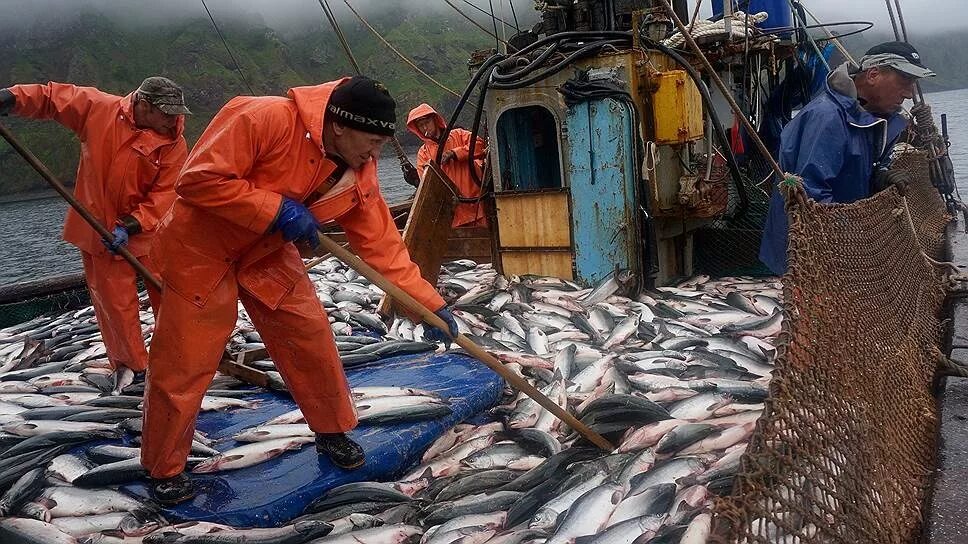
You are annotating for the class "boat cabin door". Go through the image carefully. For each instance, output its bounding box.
[564,97,641,285]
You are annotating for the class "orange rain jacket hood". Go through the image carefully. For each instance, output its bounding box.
[9,83,188,257]
[406,103,487,227]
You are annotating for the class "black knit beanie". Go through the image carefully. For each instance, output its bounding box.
[326,76,397,136]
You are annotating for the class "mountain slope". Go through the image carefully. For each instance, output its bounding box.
[0,6,505,193]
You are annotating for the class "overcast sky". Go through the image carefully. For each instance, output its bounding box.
[0,0,962,36]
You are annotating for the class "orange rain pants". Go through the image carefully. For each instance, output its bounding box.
[82,252,160,372]
[141,79,446,479]
[407,103,488,228]
[141,250,354,478]
[8,83,187,371]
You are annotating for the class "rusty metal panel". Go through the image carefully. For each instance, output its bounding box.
[565,98,640,286]
[651,70,704,145]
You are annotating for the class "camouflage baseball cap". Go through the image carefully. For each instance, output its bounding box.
[136,76,192,115]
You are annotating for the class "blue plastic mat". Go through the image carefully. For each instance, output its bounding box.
[121,351,503,527]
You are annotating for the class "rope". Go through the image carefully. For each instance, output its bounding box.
[662,10,768,48]
[459,0,518,31]
[342,0,466,100]
[318,0,363,74]
[316,0,412,169]
[507,0,520,30]
[200,0,255,95]
[441,0,514,49]
[797,2,856,67]
[487,0,501,51]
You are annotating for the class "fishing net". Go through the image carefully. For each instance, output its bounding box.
[0,274,92,328]
[712,150,952,543]
[692,142,777,277]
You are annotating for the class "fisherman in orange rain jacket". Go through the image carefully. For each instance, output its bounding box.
[406,104,488,228]
[0,77,190,376]
[140,76,461,505]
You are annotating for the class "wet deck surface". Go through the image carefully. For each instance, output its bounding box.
[926,222,968,543]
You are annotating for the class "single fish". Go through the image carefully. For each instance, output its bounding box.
[0,466,46,516]
[544,482,624,544]
[46,453,95,484]
[4,420,117,437]
[146,519,334,543]
[608,483,677,526]
[0,517,77,544]
[233,424,314,442]
[41,486,146,517]
[191,437,314,473]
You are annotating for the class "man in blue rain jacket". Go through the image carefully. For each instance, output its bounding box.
[759,41,935,275]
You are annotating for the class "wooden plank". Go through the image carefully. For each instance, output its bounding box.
[446,238,492,260]
[501,251,574,280]
[495,191,571,247]
[377,163,458,317]
[218,354,270,388]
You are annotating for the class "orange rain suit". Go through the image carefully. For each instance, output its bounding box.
[8,83,188,372]
[141,79,447,479]
[406,104,488,228]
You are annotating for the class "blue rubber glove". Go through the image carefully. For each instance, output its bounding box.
[271,197,320,249]
[102,225,129,254]
[425,307,459,348]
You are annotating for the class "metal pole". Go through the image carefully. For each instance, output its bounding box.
[315,231,615,451]
[891,0,925,103]
[883,0,901,41]
[657,0,785,179]
[0,121,163,291]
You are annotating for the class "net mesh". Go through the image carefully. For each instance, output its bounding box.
[712,150,952,543]
[693,142,778,277]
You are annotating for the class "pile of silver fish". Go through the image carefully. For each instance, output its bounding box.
[0,256,783,543]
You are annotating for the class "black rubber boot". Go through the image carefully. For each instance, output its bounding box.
[151,472,195,505]
[315,433,365,469]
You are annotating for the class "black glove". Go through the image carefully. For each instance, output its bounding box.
[425,306,459,348]
[0,89,15,116]
[402,162,420,188]
[872,168,908,194]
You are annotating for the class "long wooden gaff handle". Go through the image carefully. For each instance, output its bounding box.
[316,233,615,451]
[0,121,163,291]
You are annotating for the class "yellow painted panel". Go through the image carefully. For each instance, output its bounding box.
[501,252,574,280]
[495,191,571,247]
[652,70,704,145]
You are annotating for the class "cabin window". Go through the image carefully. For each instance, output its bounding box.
[496,106,563,191]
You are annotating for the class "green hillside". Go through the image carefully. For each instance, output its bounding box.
[841,30,968,93]
[0,4,515,193]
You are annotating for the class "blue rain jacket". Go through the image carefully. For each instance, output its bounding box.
[759,63,909,275]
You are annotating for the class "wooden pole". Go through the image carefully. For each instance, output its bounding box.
[315,232,615,451]
[0,121,162,291]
